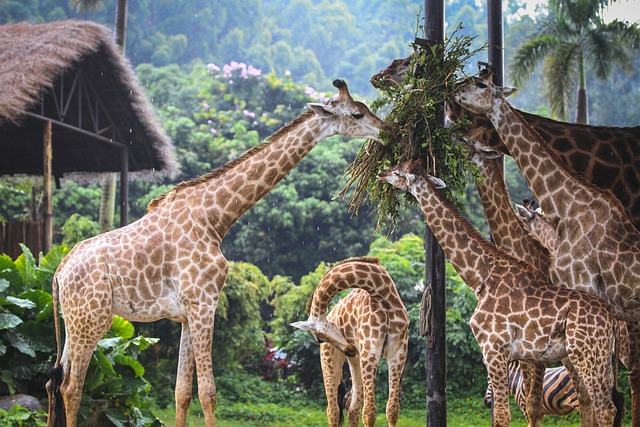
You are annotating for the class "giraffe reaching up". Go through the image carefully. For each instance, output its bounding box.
[373,55,640,229]
[455,69,640,426]
[378,159,619,427]
[291,257,409,427]
[46,80,390,427]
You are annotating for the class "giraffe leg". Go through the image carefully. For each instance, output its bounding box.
[60,316,113,426]
[190,316,217,427]
[564,359,595,427]
[174,323,195,427]
[570,354,616,427]
[485,353,511,427]
[385,338,408,427]
[320,343,347,427]
[346,357,363,427]
[624,322,640,427]
[519,362,545,427]
[360,351,381,427]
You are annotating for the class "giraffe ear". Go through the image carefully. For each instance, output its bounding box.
[290,320,317,332]
[514,204,533,220]
[307,103,333,117]
[499,86,517,98]
[427,175,446,189]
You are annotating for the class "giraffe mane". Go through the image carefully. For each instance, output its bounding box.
[511,107,630,217]
[305,257,382,315]
[147,109,316,212]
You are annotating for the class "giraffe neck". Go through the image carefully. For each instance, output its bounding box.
[307,259,401,319]
[473,155,551,275]
[152,110,333,239]
[488,102,594,223]
[409,178,495,290]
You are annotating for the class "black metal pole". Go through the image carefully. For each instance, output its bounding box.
[424,1,446,426]
[487,0,504,86]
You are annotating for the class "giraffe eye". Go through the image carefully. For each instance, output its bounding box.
[352,112,365,119]
[476,82,488,89]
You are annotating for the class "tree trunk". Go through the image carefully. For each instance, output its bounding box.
[98,0,127,232]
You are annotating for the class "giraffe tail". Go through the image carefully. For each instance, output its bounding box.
[46,276,66,427]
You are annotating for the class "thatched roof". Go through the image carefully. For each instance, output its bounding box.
[0,20,178,179]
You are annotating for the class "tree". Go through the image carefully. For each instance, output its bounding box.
[510,0,640,123]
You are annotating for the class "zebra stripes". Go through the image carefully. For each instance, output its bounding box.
[484,361,578,416]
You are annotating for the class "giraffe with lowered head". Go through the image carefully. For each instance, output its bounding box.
[378,159,620,426]
[291,257,409,427]
[46,80,390,427]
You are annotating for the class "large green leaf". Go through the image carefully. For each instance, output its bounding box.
[113,354,145,377]
[6,296,36,309]
[0,313,22,329]
[36,245,69,289]
[105,408,130,427]
[109,315,135,339]
[15,244,37,288]
[0,278,8,294]
[6,332,36,357]
[0,255,21,291]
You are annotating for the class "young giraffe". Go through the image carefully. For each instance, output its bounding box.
[291,257,409,427]
[469,146,626,423]
[378,160,620,426]
[45,80,390,427]
[455,69,640,425]
[515,201,632,372]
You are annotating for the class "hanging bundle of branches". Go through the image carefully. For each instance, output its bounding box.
[338,26,485,229]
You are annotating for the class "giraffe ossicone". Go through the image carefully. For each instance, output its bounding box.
[46,79,389,427]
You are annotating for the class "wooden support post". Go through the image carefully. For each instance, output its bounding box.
[120,146,129,227]
[424,1,446,426]
[43,120,53,253]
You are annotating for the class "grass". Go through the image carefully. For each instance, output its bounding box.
[152,398,586,427]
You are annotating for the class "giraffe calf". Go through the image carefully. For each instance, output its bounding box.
[291,257,409,427]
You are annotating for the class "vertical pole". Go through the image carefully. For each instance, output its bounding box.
[424,1,446,426]
[487,0,504,86]
[120,147,129,226]
[43,120,53,253]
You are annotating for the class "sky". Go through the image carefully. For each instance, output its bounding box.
[522,0,640,23]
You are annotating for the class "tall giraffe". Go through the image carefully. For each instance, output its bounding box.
[45,80,390,427]
[291,257,409,427]
[373,56,640,228]
[455,69,640,425]
[378,159,619,426]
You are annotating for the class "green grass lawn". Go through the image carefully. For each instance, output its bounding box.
[152,398,586,426]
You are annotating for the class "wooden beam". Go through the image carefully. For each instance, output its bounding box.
[43,120,53,253]
[120,146,129,226]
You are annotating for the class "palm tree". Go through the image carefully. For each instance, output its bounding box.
[73,0,128,230]
[510,0,640,123]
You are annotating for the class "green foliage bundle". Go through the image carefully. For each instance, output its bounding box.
[341,27,484,228]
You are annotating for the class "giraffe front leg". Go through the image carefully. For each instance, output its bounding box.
[190,317,217,427]
[485,353,511,427]
[320,343,347,427]
[520,362,545,427]
[175,323,195,427]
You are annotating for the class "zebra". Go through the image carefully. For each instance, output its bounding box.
[484,361,577,416]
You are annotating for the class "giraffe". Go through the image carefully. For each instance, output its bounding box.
[45,79,390,427]
[373,55,640,229]
[378,159,620,426]
[455,68,640,425]
[515,201,632,372]
[291,257,409,427]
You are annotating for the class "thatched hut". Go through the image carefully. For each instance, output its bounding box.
[0,20,178,256]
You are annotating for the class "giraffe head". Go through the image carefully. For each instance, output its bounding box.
[515,201,559,252]
[461,136,502,165]
[291,317,358,357]
[307,79,391,144]
[454,68,517,116]
[376,159,446,193]
[370,55,412,89]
